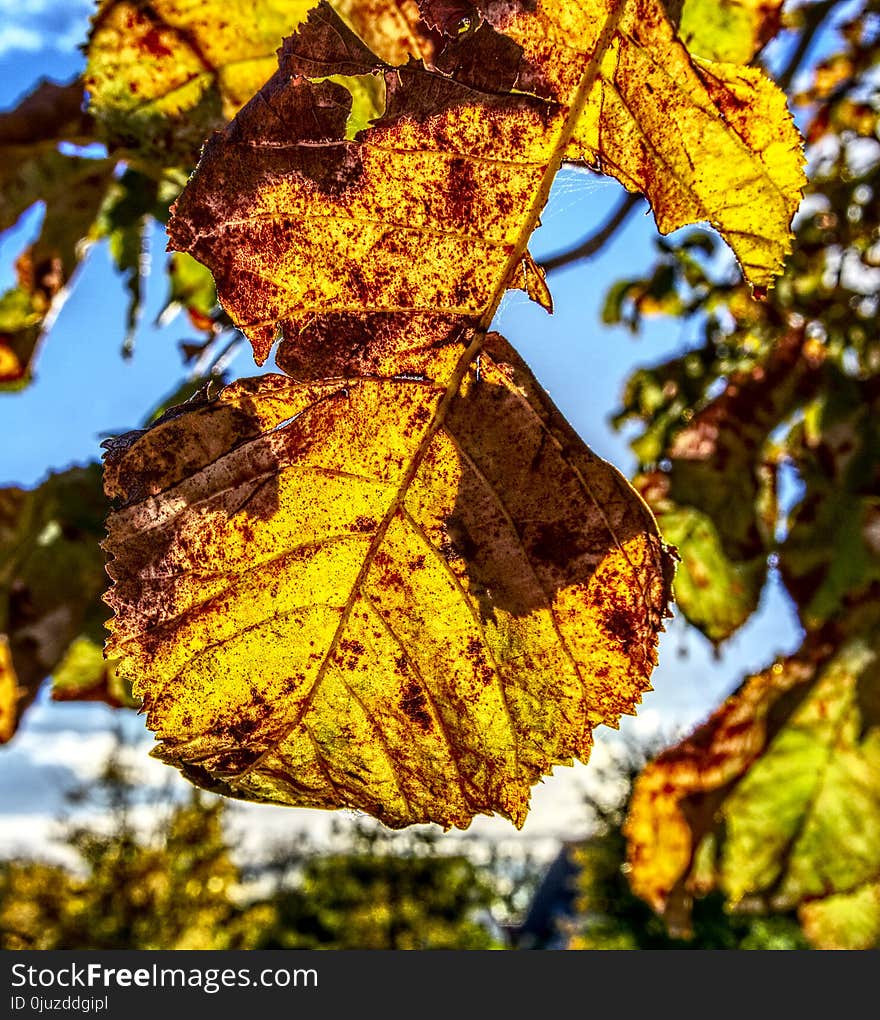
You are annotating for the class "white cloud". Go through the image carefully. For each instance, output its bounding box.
[0,813,76,867]
[0,26,44,53]
[0,0,93,58]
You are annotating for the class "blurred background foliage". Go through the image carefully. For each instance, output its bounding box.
[607,0,880,950]
[0,0,878,949]
[0,739,523,950]
[0,736,808,950]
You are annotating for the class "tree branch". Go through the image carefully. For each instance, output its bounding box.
[776,0,840,92]
[539,191,644,274]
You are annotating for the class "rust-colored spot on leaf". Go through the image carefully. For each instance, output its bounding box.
[400,680,433,731]
[104,338,673,830]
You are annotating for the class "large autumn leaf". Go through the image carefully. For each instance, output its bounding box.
[625,615,880,949]
[0,79,114,387]
[104,335,672,828]
[168,3,805,370]
[0,468,110,742]
[106,1,805,826]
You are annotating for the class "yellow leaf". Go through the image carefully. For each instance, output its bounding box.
[112,1,817,829]
[88,1,804,288]
[51,637,137,710]
[470,0,805,290]
[104,334,672,828]
[0,637,17,744]
[85,0,431,160]
[625,627,880,949]
[676,0,783,64]
[512,252,554,314]
[624,650,818,925]
[800,883,880,952]
[0,79,113,388]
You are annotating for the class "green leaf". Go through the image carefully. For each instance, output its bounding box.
[779,373,880,628]
[677,0,783,64]
[51,637,138,709]
[627,613,880,950]
[648,498,765,645]
[161,252,218,329]
[630,330,821,642]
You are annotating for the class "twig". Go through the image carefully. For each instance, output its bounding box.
[777,0,840,92]
[206,331,244,376]
[539,191,644,274]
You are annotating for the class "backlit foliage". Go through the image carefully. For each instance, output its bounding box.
[619,0,880,949]
[98,0,809,829]
[0,743,525,950]
[0,0,825,920]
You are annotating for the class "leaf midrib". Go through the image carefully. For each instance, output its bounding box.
[233,1,629,796]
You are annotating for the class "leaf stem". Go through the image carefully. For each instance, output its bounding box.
[776,0,841,92]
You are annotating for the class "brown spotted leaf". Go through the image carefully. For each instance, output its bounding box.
[87,1,803,288]
[86,0,432,162]
[167,1,805,370]
[625,618,880,949]
[104,334,672,828]
[468,0,805,289]
[167,2,570,368]
[147,3,673,827]
[108,0,822,830]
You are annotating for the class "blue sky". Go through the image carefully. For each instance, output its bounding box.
[0,2,815,858]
